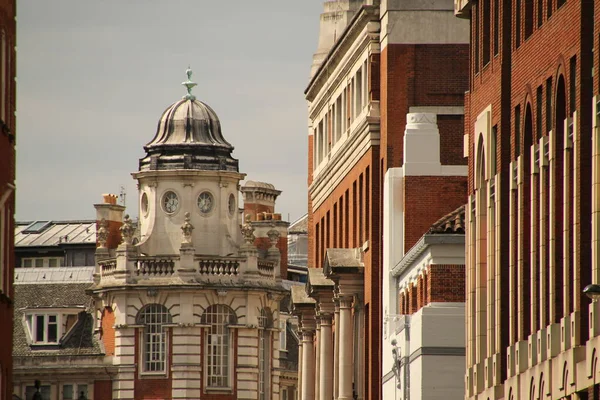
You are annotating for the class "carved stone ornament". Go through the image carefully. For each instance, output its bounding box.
[120,214,135,245]
[406,112,436,126]
[97,218,109,248]
[181,212,194,244]
[240,214,255,245]
[267,229,280,248]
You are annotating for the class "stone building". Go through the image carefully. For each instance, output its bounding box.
[300,1,469,399]
[456,0,600,398]
[0,0,16,399]
[11,71,299,400]
[87,71,297,400]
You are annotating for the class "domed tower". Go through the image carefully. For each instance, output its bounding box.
[133,68,245,256]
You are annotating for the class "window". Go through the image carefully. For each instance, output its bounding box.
[525,0,533,38]
[474,2,480,73]
[282,388,288,400]
[258,309,273,400]
[35,258,44,268]
[483,0,490,64]
[494,0,499,55]
[537,0,543,27]
[279,318,287,351]
[202,304,236,389]
[26,313,58,344]
[356,68,363,113]
[547,0,552,19]
[546,77,553,132]
[63,384,88,400]
[516,0,522,48]
[26,385,51,400]
[137,304,172,373]
[22,221,51,234]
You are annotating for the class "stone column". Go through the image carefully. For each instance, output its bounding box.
[315,325,321,400]
[298,339,303,400]
[319,314,333,400]
[301,330,316,400]
[338,297,353,400]
[333,300,340,400]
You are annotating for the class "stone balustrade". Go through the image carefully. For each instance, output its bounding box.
[134,256,177,277]
[257,260,276,277]
[197,256,242,276]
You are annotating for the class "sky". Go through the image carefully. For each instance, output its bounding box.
[15,0,322,223]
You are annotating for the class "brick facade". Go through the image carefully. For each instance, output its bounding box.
[460,0,600,397]
[0,1,15,399]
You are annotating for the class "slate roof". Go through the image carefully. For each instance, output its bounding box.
[13,283,103,357]
[428,205,465,234]
[288,214,308,234]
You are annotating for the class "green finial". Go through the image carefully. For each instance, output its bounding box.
[182,66,197,101]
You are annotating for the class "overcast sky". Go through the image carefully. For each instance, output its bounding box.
[16,1,321,223]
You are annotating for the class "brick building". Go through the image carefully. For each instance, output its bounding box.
[456,0,600,398]
[295,1,469,400]
[0,0,16,399]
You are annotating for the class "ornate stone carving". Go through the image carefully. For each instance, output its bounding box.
[407,112,437,125]
[97,218,109,248]
[240,214,255,245]
[181,212,194,244]
[267,229,280,249]
[120,214,135,245]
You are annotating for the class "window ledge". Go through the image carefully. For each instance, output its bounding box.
[205,387,233,394]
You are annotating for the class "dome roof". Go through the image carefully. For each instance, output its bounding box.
[138,69,239,172]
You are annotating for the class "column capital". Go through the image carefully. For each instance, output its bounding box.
[338,296,354,309]
[317,313,333,326]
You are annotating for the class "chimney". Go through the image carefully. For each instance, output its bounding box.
[94,194,126,249]
[241,181,282,222]
[241,182,289,278]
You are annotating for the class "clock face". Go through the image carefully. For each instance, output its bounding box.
[197,191,213,214]
[141,192,149,216]
[163,191,179,214]
[228,194,236,216]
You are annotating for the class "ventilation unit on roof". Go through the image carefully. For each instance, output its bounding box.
[22,221,52,234]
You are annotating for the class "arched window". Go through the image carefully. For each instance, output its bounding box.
[258,309,273,400]
[202,304,237,389]
[137,304,172,373]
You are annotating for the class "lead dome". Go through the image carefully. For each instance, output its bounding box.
[138,68,239,172]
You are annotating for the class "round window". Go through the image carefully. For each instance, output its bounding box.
[197,191,214,214]
[162,191,179,214]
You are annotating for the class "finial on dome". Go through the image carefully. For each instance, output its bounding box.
[182,66,197,101]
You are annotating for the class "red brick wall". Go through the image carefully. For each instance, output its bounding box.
[403,176,468,251]
[101,307,115,356]
[243,203,274,222]
[253,236,288,277]
[428,264,466,303]
[94,380,113,400]
[0,2,16,400]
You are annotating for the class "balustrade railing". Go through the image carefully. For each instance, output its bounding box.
[99,259,117,276]
[134,257,176,277]
[197,257,241,276]
[257,260,276,276]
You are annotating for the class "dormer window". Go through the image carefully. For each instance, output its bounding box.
[26,313,58,344]
[23,309,81,346]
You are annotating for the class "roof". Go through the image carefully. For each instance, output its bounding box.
[288,214,308,234]
[428,205,465,234]
[13,283,103,358]
[14,266,94,284]
[15,220,96,247]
